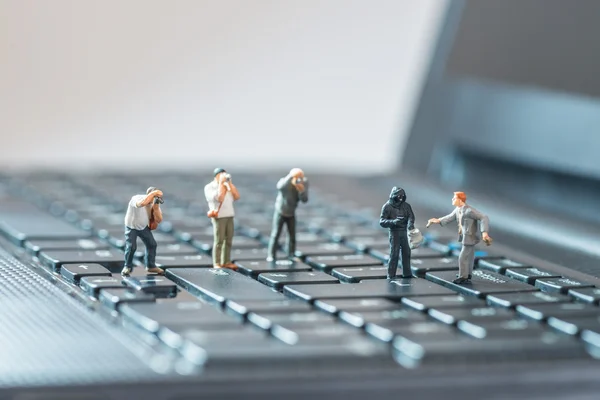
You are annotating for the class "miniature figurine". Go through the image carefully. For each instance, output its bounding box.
[204,168,240,269]
[121,187,165,276]
[267,168,309,261]
[426,191,492,284]
[379,187,417,279]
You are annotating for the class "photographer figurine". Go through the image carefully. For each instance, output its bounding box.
[267,168,309,261]
[121,186,165,276]
[204,168,240,269]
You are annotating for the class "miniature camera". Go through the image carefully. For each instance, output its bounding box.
[224,173,231,182]
[295,177,305,184]
[153,196,164,205]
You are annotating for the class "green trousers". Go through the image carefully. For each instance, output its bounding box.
[212,217,234,265]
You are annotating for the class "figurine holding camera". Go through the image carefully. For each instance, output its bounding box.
[204,168,241,269]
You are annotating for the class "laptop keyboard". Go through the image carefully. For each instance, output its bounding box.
[1,172,600,372]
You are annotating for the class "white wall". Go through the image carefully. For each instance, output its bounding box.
[0,0,447,174]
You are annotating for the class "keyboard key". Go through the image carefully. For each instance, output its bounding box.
[0,200,91,245]
[284,278,455,302]
[401,295,485,312]
[230,248,285,261]
[369,245,445,261]
[568,287,600,304]
[236,260,312,278]
[60,263,111,284]
[547,315,600,336]
[166,268,284,305]
[270,323,367,345]
[248,312,336,331]
[122,276,178,298]
[477,258,526,273]
[25,238,110,256]
[185,234,262,251]
[504,267,562,284]
[314,298,401,314]
[258,271,339,289]
[225,299,312,319]
[428,306,515,325]
[330,266,389,283]
[425,270,537,298]
[120,302,239,334]
[410,257,458,277]
[39,249,125,272]
[99,288,155,310]
[294,243,356,258]
[154,254,213,268]
[80,276,124,297]
[343,235,389,252]
[339,308,427,328]
[458,318,546,339]
[486,292,572,309]
[305,254,382,272]
[535,277,596,294]
[366,320,455,344]
[135,242,199,258]
[515,303,600,321]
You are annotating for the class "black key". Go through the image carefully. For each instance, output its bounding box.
[330,265,388,283]
[580,326,600,353]
[167,268,284,305]
[547,315,600,336]
[154,254,213,268]
[477,258,526,273]
[568,287,600,304]
[305,254,382,272]
[230,248,285,261]
[486,291,572,309]
[428,306,515,325]
[343,235,389,252]
[370,245,445,261]
[120,302,239,334]
[401,295,485,312]
[314,298,401,314]
[187,234,262,251]
[535,277,596,294]
[122,275,178,298]
[258,271,339,289]
[515,302,600,321]
[80,276,124,297]
[393,330,587,368]
[135,242,199,258]
[505,267,562,284]
[270,323,369,345]
[339,308,427,328]
[248,312,336,330]
[458,318,546,339]
[99,288,155,310]
[236,260,312,278]
[0,200,91,245]
[410,257,458,277]
[295,243,356,258]
[39,249,124,272]
[322,226,382,241]
[25,238,110,256]
[60,263,111,284]
[425,270,537,298]
[368,320,457,343]
[225,299,312,319]
[284,277,455,302]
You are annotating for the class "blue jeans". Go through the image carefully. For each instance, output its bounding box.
[124,226,157,268]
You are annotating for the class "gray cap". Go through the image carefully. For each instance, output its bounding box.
[213,167,226,177]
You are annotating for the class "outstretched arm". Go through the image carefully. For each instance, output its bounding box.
[136,190,163,207]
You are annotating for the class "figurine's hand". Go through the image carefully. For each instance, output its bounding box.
[290,168,304,179]
[153,190,163,197]
[294,183,305,192]
[426,218,440,228]
[482,232,492,246]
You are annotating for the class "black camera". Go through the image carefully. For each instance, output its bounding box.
[153,196,164,205]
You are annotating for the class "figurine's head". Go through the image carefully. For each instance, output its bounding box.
[213,167,227,181]
[389,187,406,204]
[290,168,304,179]
[146,186,156,194]
[452,191,466,207]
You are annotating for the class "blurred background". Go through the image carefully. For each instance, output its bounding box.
[0,0,448,174]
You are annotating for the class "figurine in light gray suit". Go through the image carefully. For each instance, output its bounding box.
[426,191,492,284]
[267,168,309,261]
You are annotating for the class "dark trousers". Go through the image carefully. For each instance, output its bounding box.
[124,226,157,268]
[267,212,296,259]
[387,230,411,278]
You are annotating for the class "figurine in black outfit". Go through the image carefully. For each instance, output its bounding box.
[379,187,416,279]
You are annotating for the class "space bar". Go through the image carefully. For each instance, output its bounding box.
[0,199,91,245]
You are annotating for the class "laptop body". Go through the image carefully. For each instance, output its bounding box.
[2,0,600,398]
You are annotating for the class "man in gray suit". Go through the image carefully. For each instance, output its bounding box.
[267,168,309,261]
[427,191,492,284]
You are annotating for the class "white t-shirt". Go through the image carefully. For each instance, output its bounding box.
[124,194,151,230]
[204,181,235,218]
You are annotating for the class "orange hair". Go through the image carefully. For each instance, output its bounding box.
[454,191,467,202]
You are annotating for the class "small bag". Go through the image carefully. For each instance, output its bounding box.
[149,208,159,230]
[207,201,222,219]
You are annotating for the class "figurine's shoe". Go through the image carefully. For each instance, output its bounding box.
[222,263,238,270]
[452,277,471,284]
[401,275,413,279]
[121,266,132,276]
[213,264,222,268]
[146,267,165,275]
[266,256,275,262]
